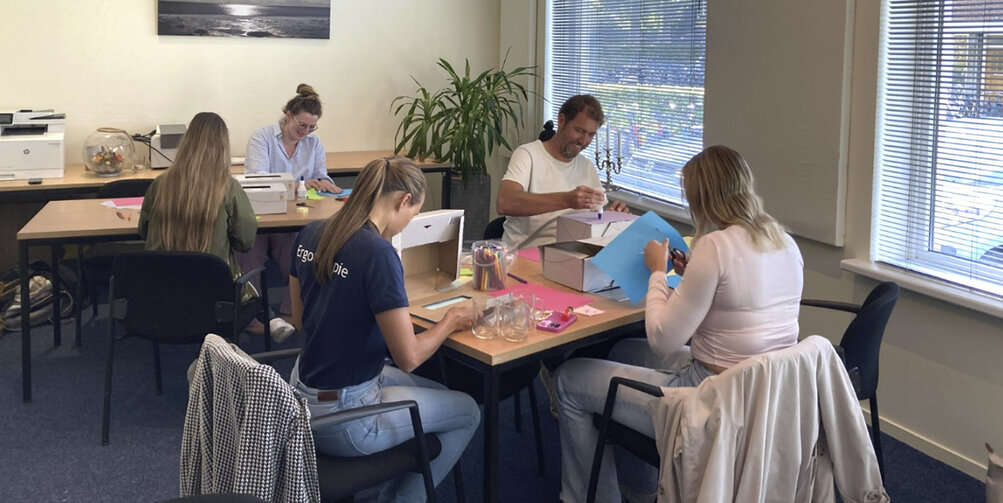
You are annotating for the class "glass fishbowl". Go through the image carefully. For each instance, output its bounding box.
[83,128,135,177]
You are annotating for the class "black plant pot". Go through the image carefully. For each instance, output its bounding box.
[448,171,491,245]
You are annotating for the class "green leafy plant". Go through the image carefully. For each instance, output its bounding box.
[393,55,536,182]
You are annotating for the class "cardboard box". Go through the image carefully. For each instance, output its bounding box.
[556,211,638,242]
[240,182,287,214]
[391,209,465,306]
[542,236,616,292]
[234,172,295,200]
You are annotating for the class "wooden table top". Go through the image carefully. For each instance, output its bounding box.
[0,150,448,193]
[16,196,346,242]
[410,259,644,367]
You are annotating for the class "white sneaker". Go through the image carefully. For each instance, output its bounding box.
[269,317,295,344]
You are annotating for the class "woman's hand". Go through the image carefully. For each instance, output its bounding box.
[306,178,342,193]
[644,238,670,274]
[443,306,478,333]
[670,248,688,276]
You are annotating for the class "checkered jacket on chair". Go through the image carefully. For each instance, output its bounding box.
[180,334,320,502]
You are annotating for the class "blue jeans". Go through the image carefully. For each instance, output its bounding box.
[291,362,480,502]
[554,339,715,503]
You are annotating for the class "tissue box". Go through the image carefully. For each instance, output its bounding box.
[556,211,638,242]
[240,182,287,214]
[234,172,295,200]
[542,236,615,292]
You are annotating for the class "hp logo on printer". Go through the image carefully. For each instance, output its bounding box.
[23,149,29,155]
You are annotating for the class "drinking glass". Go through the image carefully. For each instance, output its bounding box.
[501,297,531,343]
[472,297,499,340]
[516,291,551,322]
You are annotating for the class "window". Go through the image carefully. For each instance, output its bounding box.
[546,0,706,205]
[876,0,1003,298]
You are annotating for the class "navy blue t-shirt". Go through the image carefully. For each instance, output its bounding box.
[290,220,409,389]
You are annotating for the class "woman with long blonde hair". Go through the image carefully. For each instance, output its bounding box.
[139,112,253,263]
[138,111,294,341]
[554,145,804,502]
[287,156,480,501]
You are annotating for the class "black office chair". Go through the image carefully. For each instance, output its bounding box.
[184,338,460,503]
[800,281,900,479]
[81,178,155,320]
[483,216,507,241]
[586,377,663,503]
[102,251,270,445]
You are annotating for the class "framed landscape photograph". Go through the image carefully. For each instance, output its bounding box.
[158,0,331,39]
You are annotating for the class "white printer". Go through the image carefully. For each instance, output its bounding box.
[0,109,66,180]
[150,123,186,169]
[233,172,295,200]
[240,182,288,214]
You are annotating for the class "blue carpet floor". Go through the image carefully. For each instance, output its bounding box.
[0,312,987,502]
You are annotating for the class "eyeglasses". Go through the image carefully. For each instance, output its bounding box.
[296,120,319,132]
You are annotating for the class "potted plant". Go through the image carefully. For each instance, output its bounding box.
[393,55,536,241]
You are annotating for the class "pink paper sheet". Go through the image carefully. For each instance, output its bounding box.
[111,197,144,208]
[488,283,593,312]
[517,248,540,262]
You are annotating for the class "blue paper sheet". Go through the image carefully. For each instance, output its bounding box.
[590,211,689,305]
[319,188,352,197]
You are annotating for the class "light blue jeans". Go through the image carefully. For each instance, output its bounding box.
[554,339,716,503]
[291,362,480,503]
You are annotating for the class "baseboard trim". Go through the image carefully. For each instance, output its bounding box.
[866,406,986,481]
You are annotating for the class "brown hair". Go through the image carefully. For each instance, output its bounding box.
[558,95,604,126]
[312,156,426,283]
[682,145,786,250]
[152,112,231,253]
[283,83,322,118]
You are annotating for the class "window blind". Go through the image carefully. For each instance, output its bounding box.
[546,0,706,205]
[877,0,1003,298]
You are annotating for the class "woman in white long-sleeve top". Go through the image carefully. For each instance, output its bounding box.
[553,144,805,503]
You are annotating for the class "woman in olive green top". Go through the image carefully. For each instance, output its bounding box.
[138,111,295,341]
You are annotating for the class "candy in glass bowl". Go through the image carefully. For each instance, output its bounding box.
[83,128,135,177]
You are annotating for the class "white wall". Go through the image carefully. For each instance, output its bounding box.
[0,0,503,208]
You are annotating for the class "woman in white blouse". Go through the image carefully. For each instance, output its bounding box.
[554,144,804,503]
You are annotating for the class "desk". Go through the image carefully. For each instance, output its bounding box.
[0,150,450,284]
[15,197,345,403]
[0,150,451,204]
[409,261,645,503]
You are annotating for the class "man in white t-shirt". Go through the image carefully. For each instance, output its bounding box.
[497,95,630,250]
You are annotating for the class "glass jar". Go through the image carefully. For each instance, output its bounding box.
[83,128,135,177]
[471,240,516,291]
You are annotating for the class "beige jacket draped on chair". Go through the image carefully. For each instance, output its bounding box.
[649,336,889,503]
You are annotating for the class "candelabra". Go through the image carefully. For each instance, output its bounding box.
[595,146,622,192]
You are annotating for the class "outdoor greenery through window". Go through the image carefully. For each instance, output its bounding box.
[876,0,1003,298]
[546,0,706,205]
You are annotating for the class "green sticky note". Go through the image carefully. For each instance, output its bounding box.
[306,188,324,200]
[460,267,473,277]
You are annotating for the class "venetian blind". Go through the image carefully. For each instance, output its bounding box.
[546,0,706,205]
[876,0,1003,298]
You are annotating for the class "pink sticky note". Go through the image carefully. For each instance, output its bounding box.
[518,248,540,262]
[488,283,593,312]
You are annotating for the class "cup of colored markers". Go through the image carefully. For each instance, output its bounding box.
[471,240,515,291]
